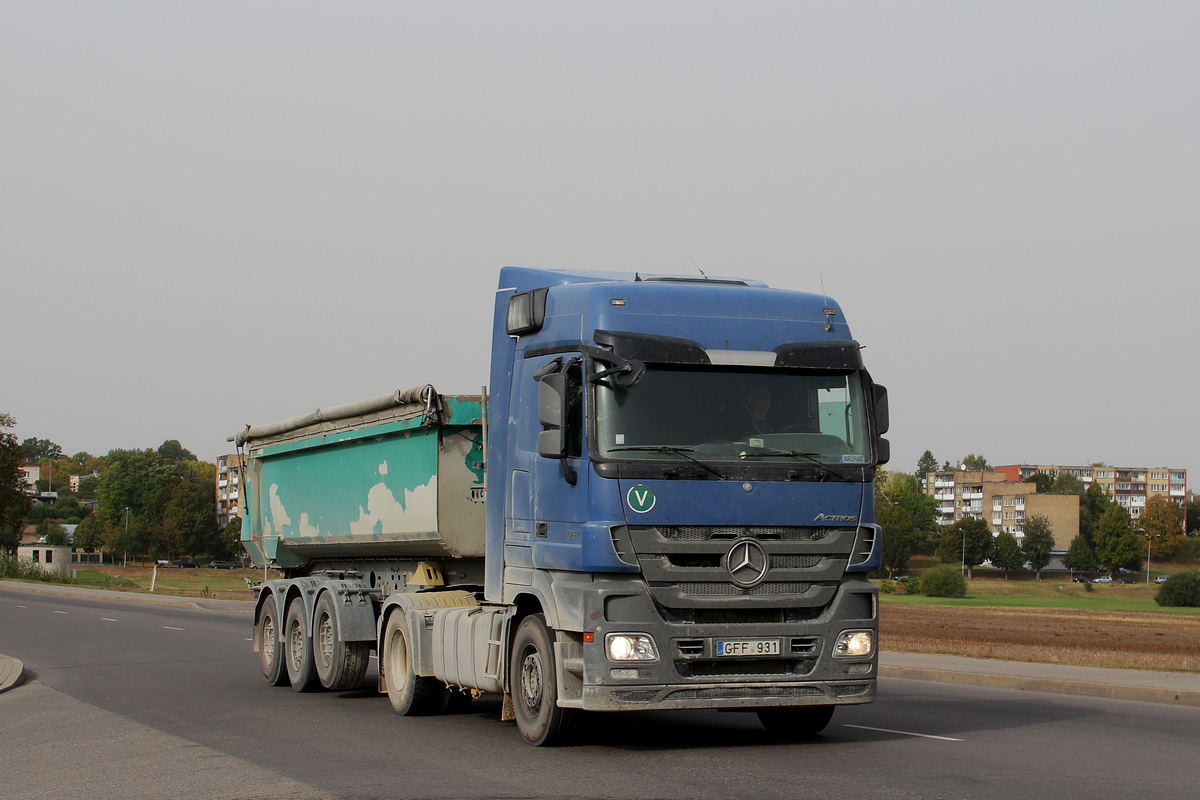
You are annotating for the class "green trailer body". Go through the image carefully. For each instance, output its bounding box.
[239,392,486,570]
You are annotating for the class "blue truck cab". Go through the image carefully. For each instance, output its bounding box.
[487,268,888,740]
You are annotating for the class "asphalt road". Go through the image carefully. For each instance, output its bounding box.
[2,586,1196,800]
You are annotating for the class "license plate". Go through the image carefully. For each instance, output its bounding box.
[716,639,780,656]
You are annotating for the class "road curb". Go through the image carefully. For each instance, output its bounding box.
[880,665,1200,708]
[0,654,25,694]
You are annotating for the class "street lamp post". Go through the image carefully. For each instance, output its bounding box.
[124,507,130,568]
[1142,531,1160,584]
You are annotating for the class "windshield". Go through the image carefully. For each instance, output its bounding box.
[594,365,872,465]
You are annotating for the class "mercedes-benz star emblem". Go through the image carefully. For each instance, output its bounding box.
[726,539,768,588]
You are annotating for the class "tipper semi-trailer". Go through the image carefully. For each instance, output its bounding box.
[232,267,890,745]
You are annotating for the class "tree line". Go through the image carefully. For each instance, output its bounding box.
[878,449,1195,579]
[1,413,236,563]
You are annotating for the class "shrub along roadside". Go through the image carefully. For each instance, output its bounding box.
[921,564,967,598]
[1155,571,1200,607]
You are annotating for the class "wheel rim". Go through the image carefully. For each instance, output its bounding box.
[387,628,408,691]
[262,617,276,667]
[520,649,543,710]
[318,614,334,667]
[289,619,304,670]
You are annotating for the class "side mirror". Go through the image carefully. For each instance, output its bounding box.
[872,383,889,435]
[538,373,567,459]
[871,382,890,465]
[538,373,566,432]
[536,372,577,485]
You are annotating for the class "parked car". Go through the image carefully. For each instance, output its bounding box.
[209,560,236,570]
[178,558,198,568]
[1118,577,1136,584]
[1092,576,1112,583]
[155,559,171,567]
[1155,576,1167,584]
[1071,575,1088,583]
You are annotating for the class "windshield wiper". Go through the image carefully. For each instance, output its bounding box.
[738,449,852,482]
[608,446,727,481]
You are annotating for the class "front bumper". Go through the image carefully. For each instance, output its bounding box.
[582,678,876,711]
[569,574,878,712]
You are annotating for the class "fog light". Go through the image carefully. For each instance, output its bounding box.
[605,633,658,661]
[834,630,874,658]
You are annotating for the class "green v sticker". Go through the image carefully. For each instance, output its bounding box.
[627,484,656,513]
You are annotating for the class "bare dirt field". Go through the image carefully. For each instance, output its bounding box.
[881,603,1200,673]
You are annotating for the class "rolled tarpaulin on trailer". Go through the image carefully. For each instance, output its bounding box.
[230,385,440,446]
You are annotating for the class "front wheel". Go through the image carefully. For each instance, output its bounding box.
[509,614,575,746]
[756,705,835,737]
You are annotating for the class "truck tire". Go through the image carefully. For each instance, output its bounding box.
[382,611,446,715]
[756,705,835,737]
[257,600,289,686]
[313,592,371,691]
[509,614,575,746]
[284,598,320,692]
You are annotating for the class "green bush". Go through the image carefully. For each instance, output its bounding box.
[1155,571,1200,607]
[878,580,896,595]
[921,564,967,598]
[899,576,921,595]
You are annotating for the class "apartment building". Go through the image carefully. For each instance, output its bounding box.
[924,468,1079,547]
[993,464,1187,521]
[18,463,41,494]
[216,453,246,530]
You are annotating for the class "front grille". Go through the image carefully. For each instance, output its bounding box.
[674,581,812,597]
[661,606,827,624]
[658,525,835,541]
[676,639,705,656]
[676,659,816,678]
[791,636,819,654]
[612,690,659,703]
[772,554,823,569]
[629,525,854,610]
[835,682,873,697]
[666,686,824,701]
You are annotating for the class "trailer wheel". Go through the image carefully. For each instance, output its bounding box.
[382,611,446,715]
[756,705,835,737]
[509,614,575,746]
[284,598,319,692]
[313,592,370,691]
[257,600,289,686]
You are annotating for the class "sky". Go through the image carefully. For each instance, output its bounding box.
[2,2,1197,481]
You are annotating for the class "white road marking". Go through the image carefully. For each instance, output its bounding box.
[244,637,253,641]
[17,605,27,608]
[369,654,378,660]
[101,618,118,622]
[53,610,68,615]
[843,724,964,742]
[163,626,184,631]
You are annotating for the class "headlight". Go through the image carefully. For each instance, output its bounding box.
[833,629,874,658]
[605,633,658,661]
